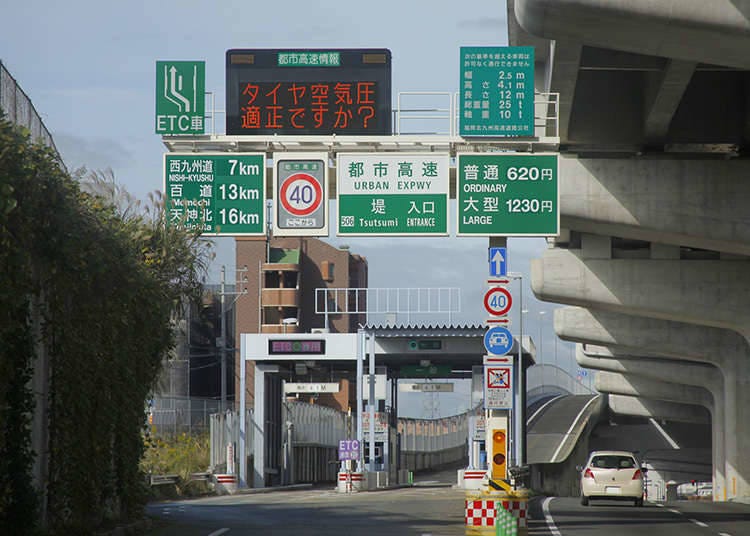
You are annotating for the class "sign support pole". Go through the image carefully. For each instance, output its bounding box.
[368,333,376,474]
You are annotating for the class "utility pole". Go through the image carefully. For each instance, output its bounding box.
[218,265,248,413]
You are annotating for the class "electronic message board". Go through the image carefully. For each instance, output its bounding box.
[226,49,392,135]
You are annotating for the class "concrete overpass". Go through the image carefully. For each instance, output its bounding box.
[508,0,750,501]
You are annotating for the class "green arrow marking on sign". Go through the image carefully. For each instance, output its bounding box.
[156,61,205,135]
[457,153,558,236]
[164,154,266,236]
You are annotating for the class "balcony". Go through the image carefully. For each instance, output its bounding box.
[261,287,300,307]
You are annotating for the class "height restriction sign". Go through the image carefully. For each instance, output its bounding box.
[273,153,329,237]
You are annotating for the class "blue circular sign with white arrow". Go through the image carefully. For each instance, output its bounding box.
[484,326,513,356]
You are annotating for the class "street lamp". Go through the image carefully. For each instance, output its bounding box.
[538,311,546,393]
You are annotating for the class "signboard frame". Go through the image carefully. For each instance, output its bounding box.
[272,152,329,236]
[163,152,266,236]
[336,152,450,236]
[226,48,392,136]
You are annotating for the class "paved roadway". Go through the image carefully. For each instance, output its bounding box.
[145,463,750,536]
[529,497,750,536]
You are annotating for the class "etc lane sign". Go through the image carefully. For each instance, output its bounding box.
[164,153,266,236]
[337,153,449,236]
[156,61,205,135]
[457,153,558,236]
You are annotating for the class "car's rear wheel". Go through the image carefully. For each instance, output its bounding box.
[581,495,589,506]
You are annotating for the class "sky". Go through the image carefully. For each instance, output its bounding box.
[2,0,579,413]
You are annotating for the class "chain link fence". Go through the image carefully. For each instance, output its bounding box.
[1,60,63,164]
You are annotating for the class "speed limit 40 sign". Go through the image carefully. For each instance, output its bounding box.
[273,152,329,236]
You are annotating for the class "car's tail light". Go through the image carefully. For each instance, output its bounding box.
[632,469,642,480]
[584,468,595,479]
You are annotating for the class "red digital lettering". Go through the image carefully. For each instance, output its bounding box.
[289,108,306,128]
[265,83,282,104]
[241,106,261,129]
[358,106,375,128]
[334,83,353,104]
[333,107,352,128]
[356,82,375,104]
[288,83,306,105]
[265,105,283,129]
[242,84,260,104]
[311,84,330,128]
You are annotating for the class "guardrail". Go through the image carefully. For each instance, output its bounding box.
[148,472,211,487]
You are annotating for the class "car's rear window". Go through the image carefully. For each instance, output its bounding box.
[590,455,636,469]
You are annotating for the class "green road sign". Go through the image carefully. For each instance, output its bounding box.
[156,61,205,135]
[459,46,534,137]
[337,153,449,236]
[164,153,266,236]
[400,365,452,378]
[457,153,558,236]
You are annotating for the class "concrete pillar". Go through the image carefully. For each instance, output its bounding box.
[555,306,748,500]
[573,343,725,496]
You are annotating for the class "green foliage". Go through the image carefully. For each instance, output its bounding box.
[141,432,210,496]
[0,114,212,534]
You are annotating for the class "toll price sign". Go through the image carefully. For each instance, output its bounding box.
[164,153,266,236]
[459,46,534,137]
[273,153,329,237]
[457,153,558,236]
[337,153,449,236]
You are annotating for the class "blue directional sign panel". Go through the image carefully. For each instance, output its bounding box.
[484,326,513,356]
[489,247,507,277]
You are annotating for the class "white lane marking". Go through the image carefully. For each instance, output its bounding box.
[688,518,708,527]
[668,508,682,514]
[542,497,562,536]
[719,533,733,536]
[207,529,230,536]
[550,395,599,462]
[527,395,564,425]
[649,418,680,449]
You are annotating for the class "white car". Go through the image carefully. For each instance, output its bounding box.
[579,450,646,507]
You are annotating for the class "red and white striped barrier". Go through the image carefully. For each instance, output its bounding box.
[214,473,238,495]
[462,470,487,490]
[337,471,365,492]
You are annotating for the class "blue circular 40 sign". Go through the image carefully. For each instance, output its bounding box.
[484,326,513,356]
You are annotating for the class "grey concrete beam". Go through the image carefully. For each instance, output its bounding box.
[513,0,750,69]
[554,306,749,500]
[609,394,710,425]
[532,249,750,338]
[558,156,750,255]
[574,343,725,493]
[595,371,714,411]
[644,60,697,143]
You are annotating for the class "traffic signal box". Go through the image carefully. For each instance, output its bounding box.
[490,428,508,480]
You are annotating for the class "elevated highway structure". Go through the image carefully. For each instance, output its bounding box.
[509,0,750,501]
